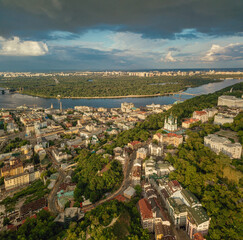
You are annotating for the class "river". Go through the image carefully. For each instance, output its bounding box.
[0,79,242,109]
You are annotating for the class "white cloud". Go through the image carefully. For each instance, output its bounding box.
[161,51,177,62]
[0,36,48,56]
[202,43,243,61]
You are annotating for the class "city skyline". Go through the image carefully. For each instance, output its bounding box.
[0,0,242,71]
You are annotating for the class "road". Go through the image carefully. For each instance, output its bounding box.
[46,148,66,214]
[48,169,66,214]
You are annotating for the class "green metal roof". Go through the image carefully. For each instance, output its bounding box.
[188,206,209,225]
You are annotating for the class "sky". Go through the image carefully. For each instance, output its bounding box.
[0,0,242,71]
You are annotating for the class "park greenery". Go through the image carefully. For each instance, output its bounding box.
[3,138,30,153]
[0,209,64,240]
[65,198,150,240]
[72,150,123,203]
[0,74,228,98]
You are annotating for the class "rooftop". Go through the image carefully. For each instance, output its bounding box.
[138,198,153,220]
[188,206,209,226]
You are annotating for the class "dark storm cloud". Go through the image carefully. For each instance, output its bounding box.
[0,0,242,38]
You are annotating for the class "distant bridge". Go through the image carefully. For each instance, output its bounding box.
[172,92,199,96]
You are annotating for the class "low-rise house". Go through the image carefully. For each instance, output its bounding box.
[124,186,136,199]
[204,134,242,159]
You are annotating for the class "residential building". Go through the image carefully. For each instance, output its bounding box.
[192,111,208,123]
[121,102,134,112]
[136,148,148,159]
[138,198,154,232]
[163,133,183,147]
[149,143,163,157]
[145,158,157,178]
[182,118,199,129]
[186,206,210,239]
[214,114,234,125]
[153,133,163,144]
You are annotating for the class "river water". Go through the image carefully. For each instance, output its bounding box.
[0,79,242,109]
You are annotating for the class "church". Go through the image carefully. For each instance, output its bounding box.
[164,114,178,132]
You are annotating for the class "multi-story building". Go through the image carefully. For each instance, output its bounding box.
[138,198,154,232]
[1,159,23,177]
[163,133,183,147]
[121,102,134,112]
[148,143,163,157]
[213,114,234,125]
[192,111,208,123]
[204,134,242,159]
[136,148,148,159]
[153,133,163,144]
[218,95,243,108]
[182,118,199,129]
[145,158,157,178]
[167,197,188,228]
[186,206,210,239]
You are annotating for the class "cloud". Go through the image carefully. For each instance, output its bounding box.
[0,36,48,56]
[0,0,242,38]
[202,43,243,61]
[162,52,177,62]
[167,47,180,52]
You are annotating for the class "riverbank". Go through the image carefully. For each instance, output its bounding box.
[0,78,242,109]
[15,89,191,99]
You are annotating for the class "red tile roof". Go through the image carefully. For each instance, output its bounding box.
[194,111,207,116]
[183,118,199,124]
[129,141,141,146]
[138,198,153,220]
[167,133,183,138]
[114,194,126,202]
[194,232,205,240]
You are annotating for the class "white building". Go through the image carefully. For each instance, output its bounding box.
[218,95,243,108]
[164,114,178,132]
[204,134,242,159]
[121,102,134,112]
[214,114,234,125]
[148,143,163,157]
